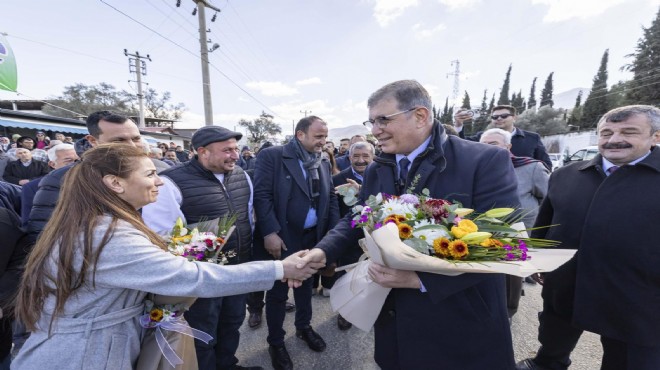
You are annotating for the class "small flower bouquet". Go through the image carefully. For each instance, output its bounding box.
[136,215,238,370]
[168,215,237,264]
[329,190,576,331]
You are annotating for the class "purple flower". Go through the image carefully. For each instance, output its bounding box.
[503,244,513,251]
[399,194,420,205]
[521,251,528,261]
[350,220,358,228]
[518,241,528,251]
[374,222,383,230]
[359,215,368,223]
[505,253,516,260]
[196,253,205,261]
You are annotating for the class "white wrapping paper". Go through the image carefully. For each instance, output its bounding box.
[330,223,576,331]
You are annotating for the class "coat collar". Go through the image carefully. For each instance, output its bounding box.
[283,140,311,197]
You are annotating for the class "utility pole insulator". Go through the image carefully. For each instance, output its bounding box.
[124,50,152,128]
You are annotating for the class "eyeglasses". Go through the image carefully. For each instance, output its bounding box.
[491,113,513,120]
[363,107,417,129]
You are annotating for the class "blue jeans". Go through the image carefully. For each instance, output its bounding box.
[184,294,247,370]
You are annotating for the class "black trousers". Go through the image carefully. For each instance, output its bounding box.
[265,229,316,346]
[533,257,582,370]
[600,336,660,370]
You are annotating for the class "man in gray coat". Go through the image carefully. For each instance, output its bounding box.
[480,128,549,319]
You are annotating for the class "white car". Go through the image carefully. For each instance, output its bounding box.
[548,153,563,171]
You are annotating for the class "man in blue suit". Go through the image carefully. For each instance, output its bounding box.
[298,80,520,369]
[253,116,339,370]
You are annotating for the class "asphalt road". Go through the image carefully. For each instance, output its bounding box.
[235,282,603,369]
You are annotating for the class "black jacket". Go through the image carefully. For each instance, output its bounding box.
[542,148,660,347]
[25,164,73,244]
[3,160,50,185]
[460,127,552,170]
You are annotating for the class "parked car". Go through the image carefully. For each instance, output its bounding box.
[564,146,599,164]
[548,153,563,171]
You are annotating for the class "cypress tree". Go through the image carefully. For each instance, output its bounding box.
[567,90,583,127]
[497,64,512,105]
[488,93,495,113]
[624,7,660,106]
[580,49,610,128]
[540,72,554,108]
[461,91,471,109]
[527,77,537,110]
[473,89,490,133]
[512,90,525,113]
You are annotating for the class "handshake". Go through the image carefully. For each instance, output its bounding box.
[280,249,327,288]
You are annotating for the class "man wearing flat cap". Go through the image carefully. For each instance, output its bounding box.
[143,126,261,370]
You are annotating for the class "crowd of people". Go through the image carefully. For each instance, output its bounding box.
[1,80,659,370]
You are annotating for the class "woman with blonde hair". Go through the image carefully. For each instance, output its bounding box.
[13,144,320,370]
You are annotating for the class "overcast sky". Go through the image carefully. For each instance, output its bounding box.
[1,0,658,134]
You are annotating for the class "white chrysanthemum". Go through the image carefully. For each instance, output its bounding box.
[381,198,417,218]
[412,219,449,246]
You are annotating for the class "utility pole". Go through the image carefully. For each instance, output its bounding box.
[300,109,312,117]
[124,49,151,128]
[446,60,460,106]
[193,0,221,126]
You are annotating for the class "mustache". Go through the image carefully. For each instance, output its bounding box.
[601,143,633,149]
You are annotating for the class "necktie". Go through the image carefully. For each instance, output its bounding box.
[608,166,619,175]
[399,157,410,185]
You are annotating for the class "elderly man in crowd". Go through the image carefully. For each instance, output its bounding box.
[479,128,549,320]
[335,135,367,171]
[517,105,660,370]
[20,144,79,227]
[3,148,49,186]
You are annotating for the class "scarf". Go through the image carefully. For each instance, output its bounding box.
[293,139,322,203]
[510,154,541,168]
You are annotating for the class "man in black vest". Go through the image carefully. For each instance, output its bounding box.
[143,126,260,370]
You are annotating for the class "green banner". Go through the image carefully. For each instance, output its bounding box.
[0,33,18,92]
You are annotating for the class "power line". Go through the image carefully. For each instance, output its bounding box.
[98,0,285,120]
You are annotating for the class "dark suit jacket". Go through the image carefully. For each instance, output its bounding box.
[335,154,350,171]
[253,141,339,259]
[316,123,520,369]
[556,148,660,347]
[461,127,553,170]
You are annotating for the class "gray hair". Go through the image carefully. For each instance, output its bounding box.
[47,143,75,162]
[150,147,162,155]
[367,80,433,123]
[480,128,512,145]
[597,105,660,133]
[348,141,375,157]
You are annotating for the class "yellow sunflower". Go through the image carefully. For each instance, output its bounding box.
[150,308,164,322]
[448,240,470,259]
[433,237,451,257]
[398,223,414,239]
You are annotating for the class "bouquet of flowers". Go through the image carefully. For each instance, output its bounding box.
[137,215,237,370]
[350,189,558,263]
[329,190,576,331]
[168,215,237,264]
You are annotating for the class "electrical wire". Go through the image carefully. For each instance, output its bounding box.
[98,0,286,119]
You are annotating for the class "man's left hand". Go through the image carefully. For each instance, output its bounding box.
[368,262,421,289]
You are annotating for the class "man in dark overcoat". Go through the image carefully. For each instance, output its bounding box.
[517,105,660,370]
[298,80,521,369]
[253,116,339,370]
